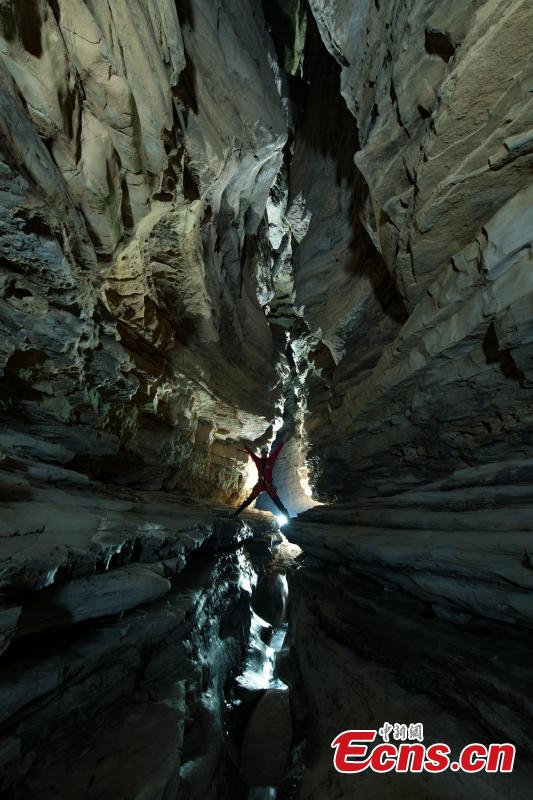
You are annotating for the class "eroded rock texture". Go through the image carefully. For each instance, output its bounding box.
[285,560,533,799]
[0,0,532,798]
[0,444,282,797]
[0,0,289,502]
[279,3,533,794]
[291,0,533,501]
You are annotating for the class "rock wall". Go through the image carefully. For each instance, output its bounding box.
[288,0,533,501]
[278,3,533,795]
[0,0,288,501]
[0,0,532,797]
[0,443,280,798]
[285,557,533,799]
[283,458,533,795]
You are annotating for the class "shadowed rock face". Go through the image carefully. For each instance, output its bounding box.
[0,0,287,502]
[0,0,532,798]
[290,0,533,502]
[280,3,533,787]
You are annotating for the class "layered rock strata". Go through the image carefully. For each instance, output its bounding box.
[0,0,288,501]
[284,457,533,796]
[0,452,281,798]
[0,0,532,798]
[288,0,533,501]
[285,557,533,799]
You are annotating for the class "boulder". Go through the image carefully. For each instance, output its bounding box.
[241,688,292,787]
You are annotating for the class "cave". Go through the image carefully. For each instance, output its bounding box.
[0,1,532,798]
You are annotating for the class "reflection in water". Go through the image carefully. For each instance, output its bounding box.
[231,535,302,800]
[237,611,287,691]
[247,788,276,800]
[239,563,291,800]
[239,613,287,798]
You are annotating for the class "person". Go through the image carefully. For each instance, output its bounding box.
[232,441,290,519]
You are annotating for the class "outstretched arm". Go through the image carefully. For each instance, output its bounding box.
[268,441,284,465]
[242,447,260,465]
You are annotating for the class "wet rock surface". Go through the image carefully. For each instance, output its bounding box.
[241,688,293,788]
[251,574,288,627]
[0,470,280,798]
[284,560,533,799]
[0,0,532,798]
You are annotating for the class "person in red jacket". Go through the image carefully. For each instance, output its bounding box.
[232,441,290,518]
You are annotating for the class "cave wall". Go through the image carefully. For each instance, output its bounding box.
[285,560,533,799]
[289,0,533,501]
[0,465,279,797]
[0,0,288,502]
[278,4,533,794]
[0,1,532,796]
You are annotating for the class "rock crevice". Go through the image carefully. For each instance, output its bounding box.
[1,0,532,798]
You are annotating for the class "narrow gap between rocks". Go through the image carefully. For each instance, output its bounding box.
[0,1,532,799]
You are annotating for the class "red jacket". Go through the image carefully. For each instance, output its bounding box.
[246,442,284,487]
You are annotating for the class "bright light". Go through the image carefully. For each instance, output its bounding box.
[244,459,258,491]
[299,466,314,498]
[276,514,289,527]
[299,464,323,506]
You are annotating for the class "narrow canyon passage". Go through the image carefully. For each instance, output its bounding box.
[0,1,532,798]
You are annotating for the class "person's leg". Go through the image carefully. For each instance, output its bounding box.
[232,487,262,517]
[231,494,254,517]
[270,492,290,518]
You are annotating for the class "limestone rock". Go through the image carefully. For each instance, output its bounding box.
[251,574,288,627]
[0,0,288,501]
[286,563,533,799]
[0,507,276,799]
[0,1,532,798]
[288,1,533,503]
[241,687,292,787]
[0,606,21,657]
[17,564,172,637]
[288,471,533,627]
